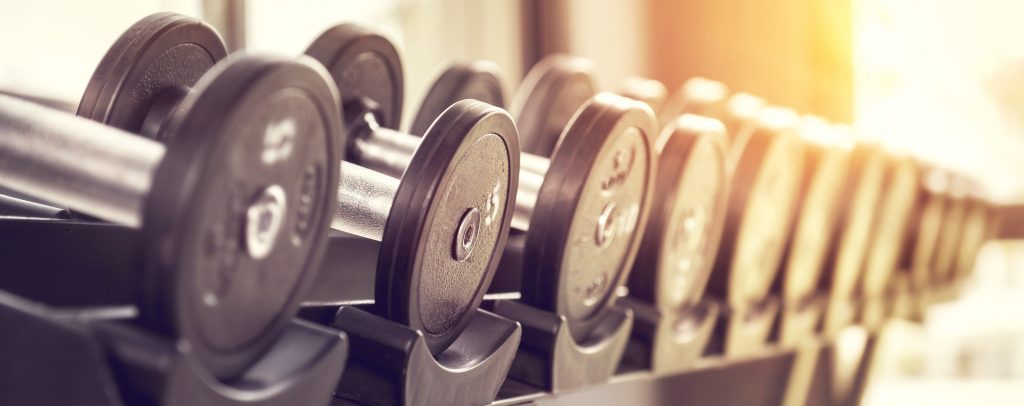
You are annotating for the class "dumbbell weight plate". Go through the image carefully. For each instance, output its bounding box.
[628,115,728,310]
[141,56,340,378]
[711,111,805,307]
[410,61,506,136]
[512,54,598,157]
[862,155,919,298]
[381,101,516,353]
[306,27,518,354]
[822,141,888,303]
[77,13,227,137]
[306,24,404,130]
[780,119,852,305]
[522,94,657,341]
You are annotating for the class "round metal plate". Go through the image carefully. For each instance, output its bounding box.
[77,13,227,137]
[823,143,888,300]
[711,114,806,307]
[628,115,728,310]
[305,24,404,132]
[862,155,919,297]
[512,54,598,157]
[140,56,341,379]
[377,100,517,354]
[410,61,507,136]
[780,120,852,304]
[522,93,657,342]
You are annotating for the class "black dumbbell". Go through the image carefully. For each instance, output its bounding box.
[627,114,730,311]
[0,49,341,380]
[709,106,807,308]
[78,14,521,356]
[0,12,230,220]
[323,32,659,342]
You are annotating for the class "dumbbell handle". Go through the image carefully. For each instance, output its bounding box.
[0,95,163,227]
[334,161,398,241]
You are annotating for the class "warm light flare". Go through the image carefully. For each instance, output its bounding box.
[853,0,1024,202]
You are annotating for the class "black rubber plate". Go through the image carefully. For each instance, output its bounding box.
[709,117,806,307]
[141,55,341,379]
[305,24,404,132]
[378,100,518,354]
[628,115,728,310]
[521,93,657,342]
[862,155,919,297]
[777,124,852,305]
[821,144,887,301]
[410,61,507,136]
[512,54,597,158]
[77,13,227,137]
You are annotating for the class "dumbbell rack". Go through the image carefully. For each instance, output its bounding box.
[0,215,877,405]
[305,232,879,406]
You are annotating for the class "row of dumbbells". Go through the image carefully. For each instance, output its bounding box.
[0,12,671,381]
[0,11,996,390]
[625,74,997,343]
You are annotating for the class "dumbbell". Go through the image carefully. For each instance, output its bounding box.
[309,26,655,342]
[708,106,806,308]
[777,116,853,307]
[77,14,520,356]
[0,12,229,219]
[626,114,729,311]
[0,48,340,379]
[610,79,732,310]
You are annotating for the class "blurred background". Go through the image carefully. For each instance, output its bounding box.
[2,0,1024,403]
